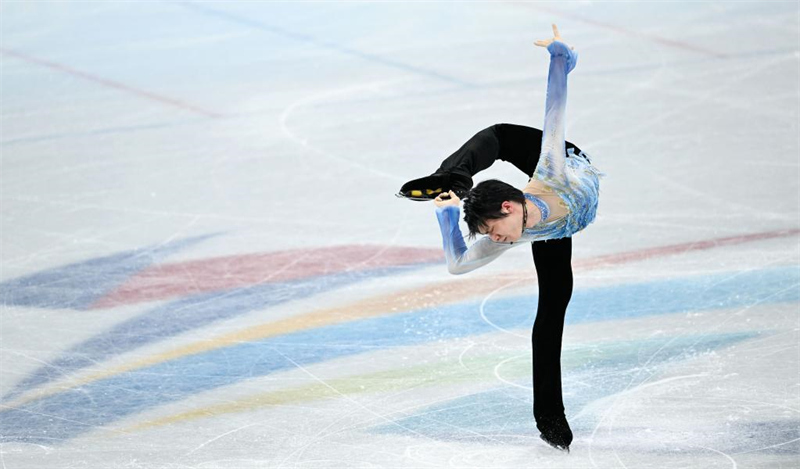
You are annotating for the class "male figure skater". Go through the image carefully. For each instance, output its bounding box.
[398,25,604,451]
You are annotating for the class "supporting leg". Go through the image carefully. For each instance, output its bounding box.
[531,236,574,449]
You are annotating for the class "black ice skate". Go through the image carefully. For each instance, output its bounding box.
[537,414,573,453]
[396,172,472,201]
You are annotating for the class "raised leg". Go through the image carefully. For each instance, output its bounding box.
[398,124,582,199]
[436,123,582,178]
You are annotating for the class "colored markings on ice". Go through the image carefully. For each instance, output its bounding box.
[1,243,443,402]
[0,264,797,444]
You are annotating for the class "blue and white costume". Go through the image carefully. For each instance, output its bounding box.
[435,41,605,275]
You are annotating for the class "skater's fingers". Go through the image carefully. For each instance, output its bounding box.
[552,24,560,38]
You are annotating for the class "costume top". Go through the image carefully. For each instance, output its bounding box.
[435,41,606,275]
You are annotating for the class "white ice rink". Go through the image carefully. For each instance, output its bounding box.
[1,1,799,468]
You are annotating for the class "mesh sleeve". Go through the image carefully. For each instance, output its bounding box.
[532,41,578,184]
[435,206,515,275]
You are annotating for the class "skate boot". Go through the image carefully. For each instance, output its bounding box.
[396,172,473,201]
[536,414,573,452]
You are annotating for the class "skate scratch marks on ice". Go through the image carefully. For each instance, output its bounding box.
[5,229,796,412]
[1,244,442,404]
[0,48,223,118]
[508,3,728,58]
[279,80,408,180]
[174,2,476,88]
[0,292,786,442]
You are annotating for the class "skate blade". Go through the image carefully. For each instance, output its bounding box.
[395,192,436,202]
[539,434,570,453]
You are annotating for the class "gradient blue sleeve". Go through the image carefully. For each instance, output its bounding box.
[435,206,514,275]
[533,41,578,184]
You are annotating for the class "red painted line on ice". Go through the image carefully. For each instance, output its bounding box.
[1,48,223,118]
[511,3,729,59]
[91,228,799,310]
[575,228,800,269]
[90,245,444,309]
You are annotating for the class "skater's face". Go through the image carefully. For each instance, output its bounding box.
[480,201,523,243]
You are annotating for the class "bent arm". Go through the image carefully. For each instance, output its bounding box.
[533,41,578,184]
[435,206,515,275]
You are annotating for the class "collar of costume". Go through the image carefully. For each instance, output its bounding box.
[523,193,550,228]
[521,201,528,236]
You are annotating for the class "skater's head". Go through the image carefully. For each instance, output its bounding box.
[464,179,526,243]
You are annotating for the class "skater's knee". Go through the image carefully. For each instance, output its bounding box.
[474,125,500,143]
[531,322,565,344]
[537,283,573,311]
[535,295,570,315]
[486,124,503,134]
[538,272,573,296]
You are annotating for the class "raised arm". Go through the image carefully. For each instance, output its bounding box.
[533,25,578,184]
[435,205,515,275]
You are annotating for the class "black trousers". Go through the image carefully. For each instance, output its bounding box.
[438,123,575,420]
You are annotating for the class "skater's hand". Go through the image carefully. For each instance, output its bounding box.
[434,190,460,208]
[535,24,574,50]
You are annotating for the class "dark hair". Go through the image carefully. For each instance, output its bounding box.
[463,179,525,239]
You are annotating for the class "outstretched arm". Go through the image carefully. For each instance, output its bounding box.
[433,191,514,274]
[532,25,578,184]
[435,206,515,274]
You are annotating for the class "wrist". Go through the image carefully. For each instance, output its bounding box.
[547,41,571,55]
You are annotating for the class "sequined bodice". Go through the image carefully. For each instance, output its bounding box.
[520,149,604,242]
[433,41,605,275]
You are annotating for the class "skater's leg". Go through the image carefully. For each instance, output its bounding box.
[492,123,583,177]
[398,124,582,199]
[433,125,504,179]
[492,123,542,177]
[531,236,571,418]
[399,125,505,199]
[531,237,573,448]
[433,123,582,178]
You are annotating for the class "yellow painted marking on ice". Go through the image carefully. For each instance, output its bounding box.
[126,352,530,431]
[9,273,532,408]
[18,228,789,407]
[125,342,614,431]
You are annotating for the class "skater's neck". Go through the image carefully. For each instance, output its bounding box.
[524,199,543,228]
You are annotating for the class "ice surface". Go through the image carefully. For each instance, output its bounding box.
[1,1,798,468]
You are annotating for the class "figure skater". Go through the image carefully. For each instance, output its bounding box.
[397,25,604,452]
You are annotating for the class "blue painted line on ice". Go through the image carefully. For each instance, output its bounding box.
[0,264,796,443]
[0,233,218,310]
[2,262,435,402]
[372,332,759,441]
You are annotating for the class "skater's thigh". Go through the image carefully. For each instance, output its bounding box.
[494,124,542,177]
[531,238,573,303]
[493,123,584,176]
